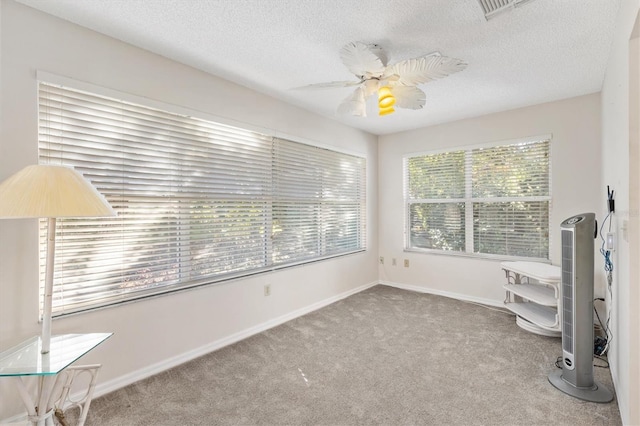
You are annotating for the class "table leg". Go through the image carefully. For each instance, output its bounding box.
[11,376,57,426]
[11,376,37,419]
[40,376,57,426]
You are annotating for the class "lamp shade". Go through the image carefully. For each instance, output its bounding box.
[0,165,116,218]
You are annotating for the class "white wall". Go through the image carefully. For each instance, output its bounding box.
[2,0,638,423]
[378,94,602,304]
[601,1,640,424]
[0,1,378,419]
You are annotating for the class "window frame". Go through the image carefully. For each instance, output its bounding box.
[403,135,552,261]
[37,71,367,317]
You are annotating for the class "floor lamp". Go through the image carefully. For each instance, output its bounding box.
[0,165,116,354]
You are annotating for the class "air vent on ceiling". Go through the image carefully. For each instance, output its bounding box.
[477,0,537,20]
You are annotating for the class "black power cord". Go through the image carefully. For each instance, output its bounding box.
[554,355,610,370]
[596,187,615,356]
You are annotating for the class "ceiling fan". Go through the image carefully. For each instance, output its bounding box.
[299,41,467,117]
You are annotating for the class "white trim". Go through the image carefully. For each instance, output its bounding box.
[379,280,503,308]
[90,280,378,399]
[0,416,29,424]
[609,359,625,424]
[408,196,551,204]
[404,247,551,263]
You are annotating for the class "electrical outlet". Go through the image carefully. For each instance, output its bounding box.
[404,259,409,267]
[264,284,271,296]
[392,258,397,266]
[379,256,384,264]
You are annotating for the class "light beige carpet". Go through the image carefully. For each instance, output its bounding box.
[85,285,620,425]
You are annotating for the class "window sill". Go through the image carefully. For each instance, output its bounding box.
[403,247,551,264]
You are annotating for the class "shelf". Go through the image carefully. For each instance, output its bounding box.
[0,333,112,377]
[503,283,557,306]
[503,301,559,330]
[501,261,561,284]
[515,316,561,337]
[502,261,561,336]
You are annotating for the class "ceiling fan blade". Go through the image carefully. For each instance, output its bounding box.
[337,87,366,117]
[340,42,386,79]
[386,55,467,86]
[292,80,362,90]
[367,44,388,68]
[392,86,426,110]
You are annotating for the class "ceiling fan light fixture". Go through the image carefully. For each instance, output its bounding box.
[312,42,466,118]
[378,86,396,109]
[378,105,395,116]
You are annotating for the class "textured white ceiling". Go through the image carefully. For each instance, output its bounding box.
[16,0,621,135]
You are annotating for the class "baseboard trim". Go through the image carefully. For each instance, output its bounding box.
[379,280,503,308]
[608,354,626,424]
[92,280,378,399]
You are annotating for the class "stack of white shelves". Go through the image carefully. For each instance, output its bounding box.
[501,261,562,337]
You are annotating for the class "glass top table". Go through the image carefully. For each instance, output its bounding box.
[0,333,112,377]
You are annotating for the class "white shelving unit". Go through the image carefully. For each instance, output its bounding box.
[501,261,562,337]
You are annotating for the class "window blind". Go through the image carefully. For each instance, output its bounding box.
[38,82,366,316]
[407,151,466,251]
[405,138,550,259]
[407,151,465,200]
[272,138,366,264]
[471,141,550,257]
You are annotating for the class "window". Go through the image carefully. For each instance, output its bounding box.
[405,137,550,260]
[38,81,366,316]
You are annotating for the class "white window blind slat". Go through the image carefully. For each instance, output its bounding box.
[407,151,466,199]
[38,82,366,316]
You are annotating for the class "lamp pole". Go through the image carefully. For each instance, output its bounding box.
[41,217,56,354]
